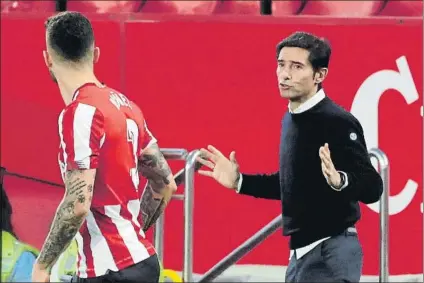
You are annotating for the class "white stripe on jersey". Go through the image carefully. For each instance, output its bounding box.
[100,133,106,147]
[73,104,96,168]
[58,110,68,170]
[86,211,118,276]
[127,199,146,238]
[75,233,88,278]
[104,205,150,264]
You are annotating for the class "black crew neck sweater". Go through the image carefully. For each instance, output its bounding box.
[239,96,383,249]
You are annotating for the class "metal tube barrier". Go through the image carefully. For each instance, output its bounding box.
[160,148,189,160]
[154,212,165,264]
[154,148,200,282]
[260,0,272,15]
[183,150,202,282]
[368,148,390,283]
[55,0,67,11]
[198,215,282,283]
[154,148,189,263]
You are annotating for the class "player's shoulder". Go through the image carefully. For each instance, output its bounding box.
[59,83,109,123]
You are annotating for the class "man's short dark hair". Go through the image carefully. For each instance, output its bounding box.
[45,11,94,62]
[276,31,331,71]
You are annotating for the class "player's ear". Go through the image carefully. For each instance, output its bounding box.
[314,67,328,84]
[93,47,100,64]
[43,50,53,68]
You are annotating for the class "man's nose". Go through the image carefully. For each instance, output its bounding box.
[278,69,291,81]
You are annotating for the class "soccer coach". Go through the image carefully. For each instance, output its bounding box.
[197,32,383,282]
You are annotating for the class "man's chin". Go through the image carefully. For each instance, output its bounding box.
[279,90,297,99]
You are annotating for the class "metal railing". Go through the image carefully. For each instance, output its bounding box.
[368,148,390,283]
[154,148,188,265]
[195,148,390,283]
[198,214,282,282]
[155,148,201,283]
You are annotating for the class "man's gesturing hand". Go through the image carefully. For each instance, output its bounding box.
[197,145,240,190]
[319,143,342,189]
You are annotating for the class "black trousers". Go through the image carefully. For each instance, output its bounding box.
[72,254,160,283]
[285,229,363,282]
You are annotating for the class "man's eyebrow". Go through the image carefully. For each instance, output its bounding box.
[277,59,305,66]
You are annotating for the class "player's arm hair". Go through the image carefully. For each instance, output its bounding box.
[36,169,95,270]
[138,143,177,232]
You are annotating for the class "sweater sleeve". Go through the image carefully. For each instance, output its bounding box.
[237,172,281,200]
[330,115,383,204]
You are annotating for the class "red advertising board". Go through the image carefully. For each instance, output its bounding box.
[1,14,422,276]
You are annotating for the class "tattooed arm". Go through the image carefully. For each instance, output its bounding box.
[34,169,95,271]
[139,143,177,232]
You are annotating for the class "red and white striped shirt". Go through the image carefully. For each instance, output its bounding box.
[58,83,156,278]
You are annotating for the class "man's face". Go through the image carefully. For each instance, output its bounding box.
[276,47,317,101]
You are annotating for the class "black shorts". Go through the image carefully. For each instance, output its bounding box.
[72,254,160,283]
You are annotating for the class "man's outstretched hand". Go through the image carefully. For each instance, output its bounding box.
[196,145,240,190]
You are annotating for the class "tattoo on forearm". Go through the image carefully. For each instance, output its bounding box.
[138,144,171,193]
[88,184,93,202]
[138,144,179,232]
[37,170,91,268]
[143,199,166,232]
[140,183,167,232]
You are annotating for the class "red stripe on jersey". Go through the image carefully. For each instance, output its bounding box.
[78,221,95,278]
[87,108,104,169]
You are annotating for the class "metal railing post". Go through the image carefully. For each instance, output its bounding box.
[155,148,189,264]
[369,148,390,283]
[154,214,165,263]
[183,150,201,283]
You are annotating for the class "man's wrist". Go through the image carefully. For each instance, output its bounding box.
[34,260,49,271]
[234,172,243,193]
[331,171,348,191]
[233,171,241,189]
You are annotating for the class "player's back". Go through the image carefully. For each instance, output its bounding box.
[59,83,156,278]
[74,84,146,206]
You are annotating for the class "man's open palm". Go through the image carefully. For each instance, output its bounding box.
[197,145,240,190]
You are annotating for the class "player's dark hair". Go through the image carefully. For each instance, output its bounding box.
[1,168,17,238]
[45,11,94,62]
[276,31,331,71]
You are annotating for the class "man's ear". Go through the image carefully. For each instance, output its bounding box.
[314,68,328,84]
[93,47,100,64]
[43,50,53,68]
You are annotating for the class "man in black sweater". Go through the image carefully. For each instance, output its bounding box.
[197,32,383,282]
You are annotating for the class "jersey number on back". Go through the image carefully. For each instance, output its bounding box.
[126,119,140,191]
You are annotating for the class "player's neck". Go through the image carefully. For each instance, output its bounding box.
[56,70,101,106]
